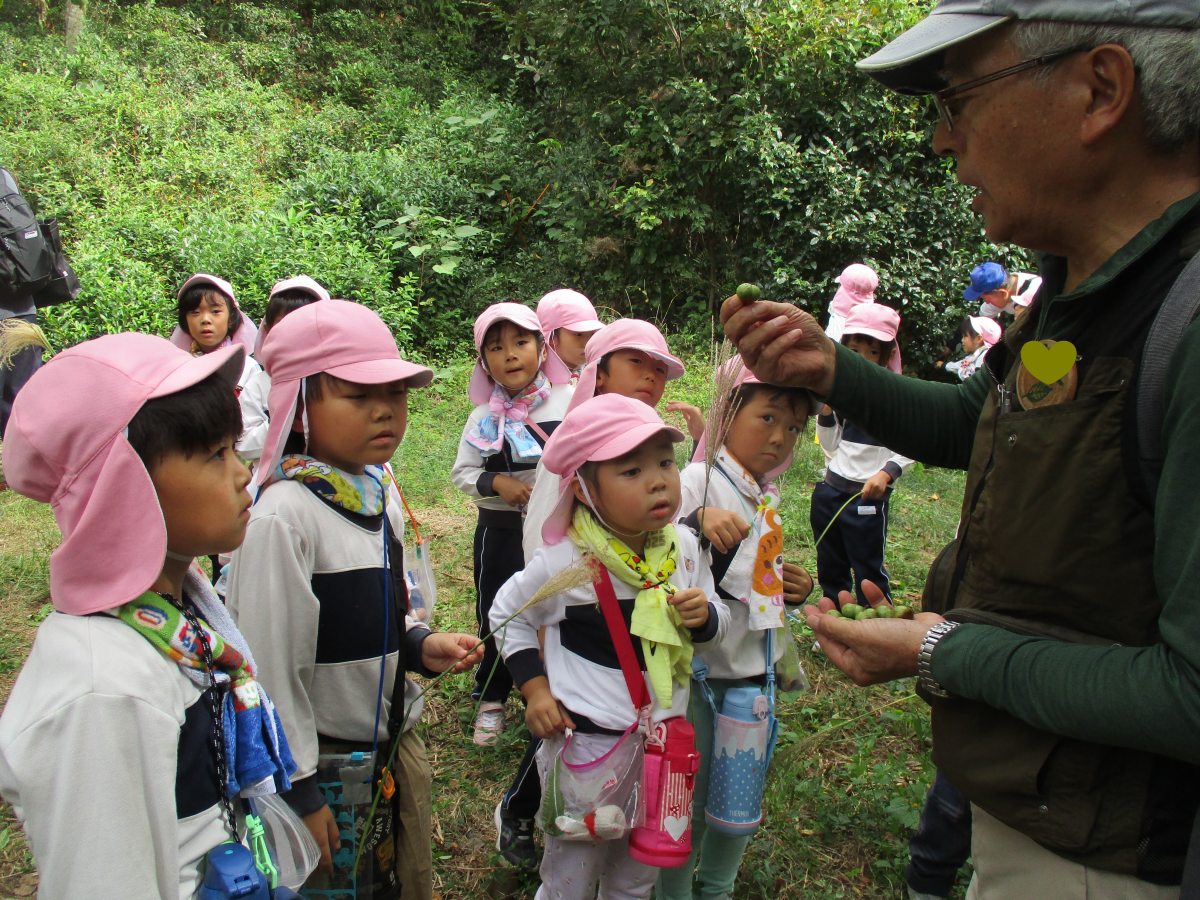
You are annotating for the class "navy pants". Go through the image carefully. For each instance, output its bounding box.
[906,770,972,897]
[809,480,893,604]
[502,733,542,820]
[472,512,523,702]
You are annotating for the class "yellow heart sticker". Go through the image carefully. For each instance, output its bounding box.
[1020,340,1076,386]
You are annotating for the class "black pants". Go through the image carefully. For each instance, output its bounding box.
[0,314,43,437]
[906,770,972,896]
[809,480,893,604]
[472,511,523,702]
[502,732,542,820]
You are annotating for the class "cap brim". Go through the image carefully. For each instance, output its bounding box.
[857,13,1010,95]
[639,347,685,381]
[151,344,245,399]
[324,357,434,388]
[562,317,604,333]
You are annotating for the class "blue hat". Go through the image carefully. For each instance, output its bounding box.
[963,262,1007,301]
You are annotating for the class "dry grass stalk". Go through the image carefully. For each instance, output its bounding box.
[698,339,745,532]
[0,320,50,369]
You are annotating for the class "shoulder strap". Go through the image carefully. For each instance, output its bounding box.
[592,568,651,715]
[1137,248,1200,501]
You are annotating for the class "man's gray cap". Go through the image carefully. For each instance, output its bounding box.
[858,0,1200,95]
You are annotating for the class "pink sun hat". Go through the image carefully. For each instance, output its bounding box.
[536,289,604,383]
[540,393,685,545]
[843,303,903,373]
[254,275,331,354]
[3,334,244,616]
[566,319,686,415]
[255,299,433,487]
[829,263,879,319]
[968,316,1002,347]
[469,302,567,404]
[170,273,259,354]
[690,355,815,481]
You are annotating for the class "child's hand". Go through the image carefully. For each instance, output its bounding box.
[669,587,710,630]
[666,401,706,442]
[819,403,833,416]
[782,561,813,605]
[861,470,893,500]
[522,676,576,738]
[698,507,750,554]
[494,474,531,507]
[303,804,341,875]
[420,631,485,673]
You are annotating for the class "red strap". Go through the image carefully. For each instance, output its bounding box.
[386,464,422,544]
[592,566,651,714]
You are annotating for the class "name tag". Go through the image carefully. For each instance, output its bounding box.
[857,505,878,516]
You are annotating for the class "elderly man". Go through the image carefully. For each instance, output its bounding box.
[723,2,1200,896]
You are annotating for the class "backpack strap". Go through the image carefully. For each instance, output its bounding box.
[1137,247,1200,502]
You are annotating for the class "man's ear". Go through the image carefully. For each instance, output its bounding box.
[1079,43,1137,147]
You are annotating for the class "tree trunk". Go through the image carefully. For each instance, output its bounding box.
[65,2,85,54]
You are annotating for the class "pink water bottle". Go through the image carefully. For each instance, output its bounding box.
[628,717,701,867]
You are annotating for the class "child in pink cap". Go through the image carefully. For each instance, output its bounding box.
[536,288,605,380]
[254,274,330,355]
[490,393,729,899]
[172,273,271,463]
[451,302,573,749]
[0,334,296,897]
[659,358,814,898]
[812,303,913,606]
[941,315,1002,381]
[824,262,879,343]
[226,300,483,896]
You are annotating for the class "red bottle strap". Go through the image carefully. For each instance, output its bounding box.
[592,566,651,715]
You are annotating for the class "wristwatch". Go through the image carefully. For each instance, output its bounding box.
[917,621,960,699]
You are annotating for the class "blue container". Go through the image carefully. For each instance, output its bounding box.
[704,686,774,836]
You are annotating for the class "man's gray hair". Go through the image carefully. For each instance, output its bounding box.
[1012,22,1200,152]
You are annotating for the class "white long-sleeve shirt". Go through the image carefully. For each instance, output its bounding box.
[816,411,914,490]
[235,355,271,462]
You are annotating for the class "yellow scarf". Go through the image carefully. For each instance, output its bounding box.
[569,506,692,707]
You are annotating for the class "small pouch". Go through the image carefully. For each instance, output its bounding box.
[539,726,645,842]
[396,486,437,623]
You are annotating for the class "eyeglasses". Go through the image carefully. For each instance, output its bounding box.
[933,47,1088,132]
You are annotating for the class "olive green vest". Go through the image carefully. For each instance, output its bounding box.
[923,308,1197,883]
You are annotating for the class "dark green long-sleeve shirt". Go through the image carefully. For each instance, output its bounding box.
[826,193,1200,765]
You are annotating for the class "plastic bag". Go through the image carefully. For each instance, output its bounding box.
[774,629,811,698]
[403,535,437,624]
[253,793,320,891]
[539,727,644,842]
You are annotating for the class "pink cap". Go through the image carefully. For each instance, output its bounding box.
[469,302,563,404]
[255,299,434,487]
[1011,274,1043,308]
[843,303,903,373]
[829,263,879,319]
[3,334,244,615]
[690,355,814,480]
[566,319,686,414]
[170,272,259,354]
[537,289,604,383]
[968,316,1002,347]
[255,276,331,354]
[540,393,685,545]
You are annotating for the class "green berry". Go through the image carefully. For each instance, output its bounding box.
[858,607,879,620]
[875,604,895,618]
[840,603,862,619]
[825,609,842,618]
[894,605,913,620]
[736,282,761,301]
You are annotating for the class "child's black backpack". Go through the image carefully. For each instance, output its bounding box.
[0,167,79,308]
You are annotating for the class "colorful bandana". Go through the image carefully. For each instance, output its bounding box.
[276,455,391,516]
[115,566,295,798]
[569,506,692,708]
[712,446,786,630]
[465,371,552,463]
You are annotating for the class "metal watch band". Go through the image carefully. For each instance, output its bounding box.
[917,621,960,700]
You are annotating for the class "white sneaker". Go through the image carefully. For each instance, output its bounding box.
[473,701,506,746]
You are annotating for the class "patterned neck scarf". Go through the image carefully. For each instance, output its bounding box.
[465,371,552,462]
[569,506,691,708]
[713,446,785,630]
[115,566,295,798]
[276,455,391,516]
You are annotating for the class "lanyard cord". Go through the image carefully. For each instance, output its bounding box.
[370,480,392,765]
[162,592,238,841]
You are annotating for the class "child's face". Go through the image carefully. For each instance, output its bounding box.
[845,335,884,366]
[482,322,542,394]
[186,296,231,352]
[301,377,409,474]
[552,327,593,370]
[575,434,681,544]
[149,436,252,559]
[724,390,805,481]
[961,332,982,353]
[595,349,668,406]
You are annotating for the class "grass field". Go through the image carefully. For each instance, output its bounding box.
[0,354,969,899]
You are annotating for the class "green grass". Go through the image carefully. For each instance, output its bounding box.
[0,352,969,898]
